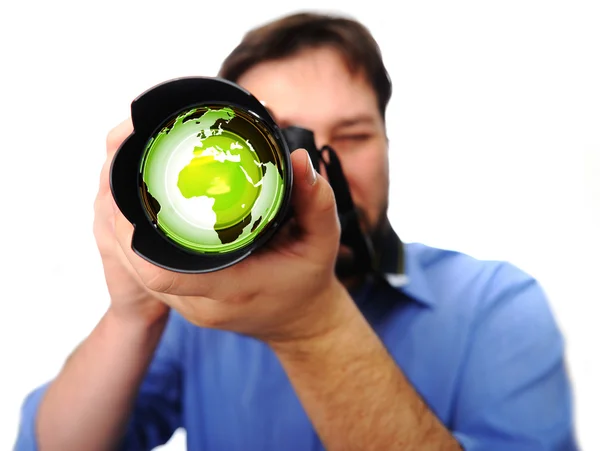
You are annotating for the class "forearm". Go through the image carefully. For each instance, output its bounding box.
[36,307,168,451]
[270,288,461,451]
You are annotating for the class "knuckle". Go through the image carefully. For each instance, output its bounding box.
[319,182,338,215]
[92,216,116,257]
[142,267,175,294]
[93,231,112,259]
[92,220,101,241]
[99,159,109,180]
[106,129,122,153]
[105,119,132,154]
[93,191,104,214]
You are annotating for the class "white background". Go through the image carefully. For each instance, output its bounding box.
[1,1,598,449]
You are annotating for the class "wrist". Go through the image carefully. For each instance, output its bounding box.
[106,302,169,333]
[267,278,361,356]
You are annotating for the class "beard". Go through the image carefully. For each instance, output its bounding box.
[334,205,389,281]
[335,244,358,279]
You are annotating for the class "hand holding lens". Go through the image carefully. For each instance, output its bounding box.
[110,77,373,273]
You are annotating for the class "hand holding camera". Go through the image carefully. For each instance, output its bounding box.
[94,118,169,327]
[101,77,360,343]
[110,136,348,343]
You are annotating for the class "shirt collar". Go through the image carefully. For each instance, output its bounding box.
[372,225,437,308]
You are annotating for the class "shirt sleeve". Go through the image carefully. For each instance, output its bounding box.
[13,310,186,451]
[451,263,579,451]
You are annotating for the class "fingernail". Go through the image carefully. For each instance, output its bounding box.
[306,150,317,186]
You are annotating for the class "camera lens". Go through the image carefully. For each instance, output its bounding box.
[139,104,287,254]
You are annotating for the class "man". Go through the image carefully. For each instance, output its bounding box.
[15,12,577,451]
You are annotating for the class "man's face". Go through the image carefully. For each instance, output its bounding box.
[237,47,390,241]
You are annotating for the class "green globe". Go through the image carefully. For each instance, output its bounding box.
[139,105,286,253]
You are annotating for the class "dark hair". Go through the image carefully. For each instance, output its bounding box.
[218,12,392,119]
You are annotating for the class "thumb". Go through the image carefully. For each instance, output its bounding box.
[290,149,340,247]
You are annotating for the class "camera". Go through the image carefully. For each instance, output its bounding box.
[110,77,373,273]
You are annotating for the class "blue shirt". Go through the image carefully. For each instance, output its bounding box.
[15,236,578,450]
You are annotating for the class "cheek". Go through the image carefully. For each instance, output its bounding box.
[340,148,388,200]
[333,147,388,230]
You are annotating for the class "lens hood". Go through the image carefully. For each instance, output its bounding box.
[110,77,293,273]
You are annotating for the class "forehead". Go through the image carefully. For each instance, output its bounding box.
[236,47,379,129]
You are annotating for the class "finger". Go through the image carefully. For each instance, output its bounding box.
[96,152,113,195]
[111,203,216,296]
[93,158,118,253]
[106,118,133,157]
[290,148,340,250]
[93,184,116,247]
[112,203,163,286]
[100,119,133,198]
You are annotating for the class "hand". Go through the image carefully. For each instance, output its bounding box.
[112,128,350,343]
[93,119,169,325]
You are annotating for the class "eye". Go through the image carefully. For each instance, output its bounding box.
[333,134,372,142]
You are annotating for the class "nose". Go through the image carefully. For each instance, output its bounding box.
[313,131,329,150]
